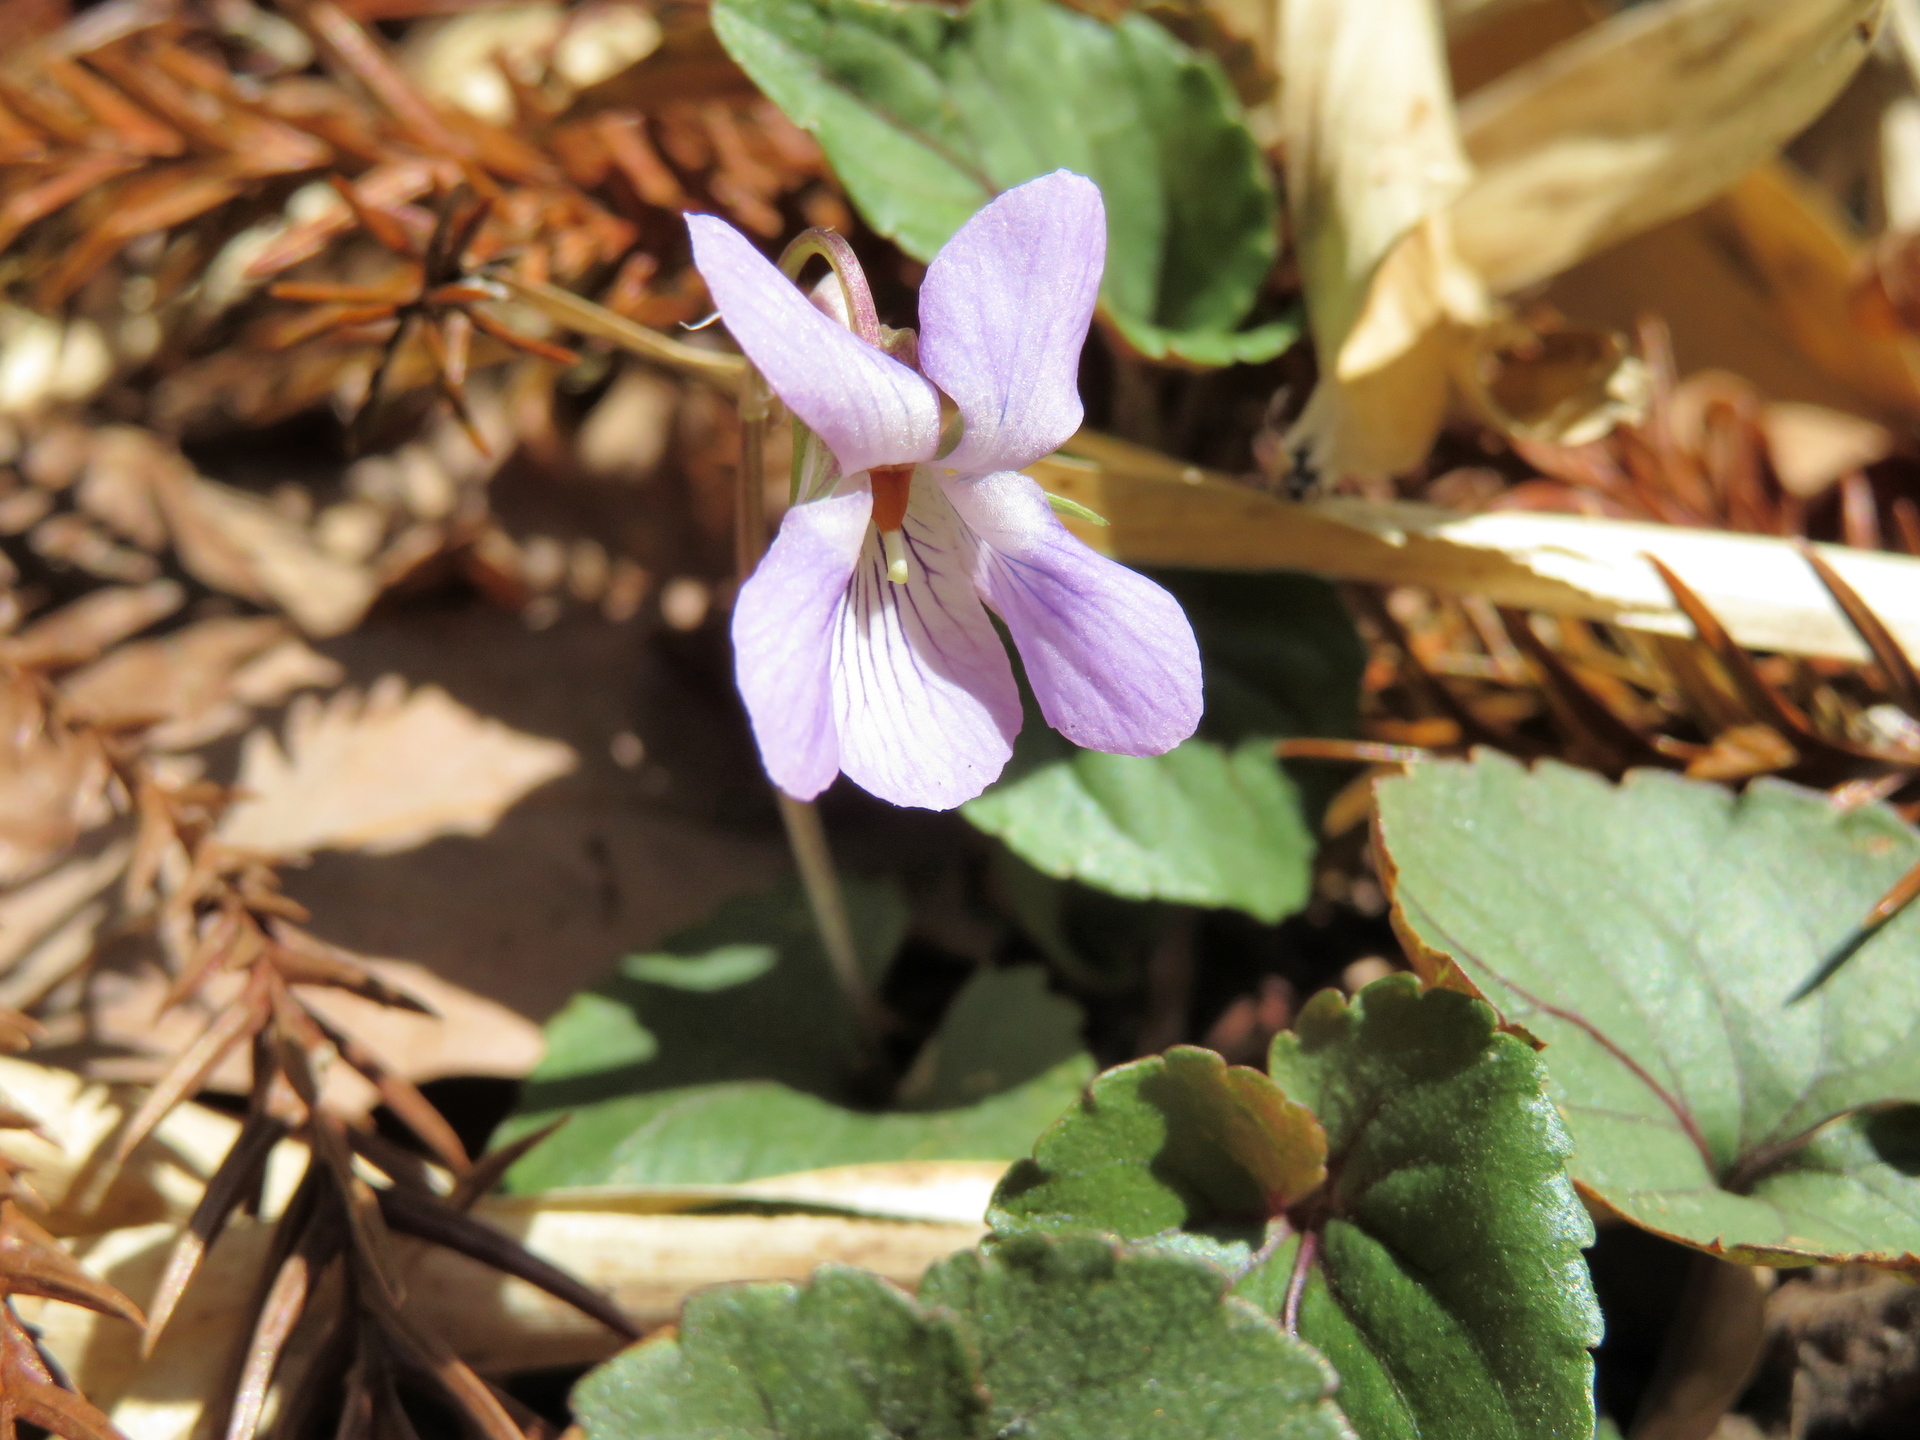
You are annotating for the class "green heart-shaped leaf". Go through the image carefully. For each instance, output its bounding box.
[573,1235,1352,1439]
[989,1046,1326,1252]
[990,978,1600,1440]
[711,0,1295,364]
[963,572,1365,922]
[1242,979,1601,1440]
[572,1265,981,1438]
[498,879,1092,1187]
[1375,752,1920,1270]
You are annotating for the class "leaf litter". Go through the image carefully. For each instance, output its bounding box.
[1,0,1920,1435]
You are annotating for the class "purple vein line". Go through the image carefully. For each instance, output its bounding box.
[1413,904,1719,1176]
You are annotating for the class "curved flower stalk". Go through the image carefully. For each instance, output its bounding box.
[690,170,1203,810]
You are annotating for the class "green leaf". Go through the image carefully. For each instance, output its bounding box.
[711,0,1293,365]
[1045,492,1109,526]
[504,1062,1095,1188]
[573,1265,981,1439]
[990,1046,1326,1253]
[574,1236,1351,1440]
[963,572,1364,922]
[1375,752,1920,1270]
[897,965,1087,1111]
[1241,979,1601,1440]
[498,879,1095,1188]
[990,980,1601,1440]
[963,737,1314,921]
[922,1236,1348,1439]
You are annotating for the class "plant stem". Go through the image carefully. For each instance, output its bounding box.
[735,365,878,1038]
[776,791,879,1034]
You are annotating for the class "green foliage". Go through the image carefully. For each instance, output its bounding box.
[1376,753,1920,1269]
[499,879,1092,1188]
[992,978,1600,1440]
[573,1235,1350,1440]
[963,737,1316,922]
[1244,980,1601,1440]
[964,572,1365,922]
[711,0,1294,364]
[989,1046,1325,1252]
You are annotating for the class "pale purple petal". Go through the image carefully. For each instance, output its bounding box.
[731,489,871,800]
[688,214,940,477]
[832,474,1021,808]
[918,171,1105,476]
[946,470,1201,755]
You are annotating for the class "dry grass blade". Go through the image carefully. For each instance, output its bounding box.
[1797,542,1920,720]
[144,1114,291,1352]
[1277,739,1435,765]
[111,977,270,1166]
[489,273,746,390]
[373,1185,638,1342]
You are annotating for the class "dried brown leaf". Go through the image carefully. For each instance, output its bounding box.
[0,674,117,888]
[0,581,183,671]
[0,841,127,978]
[59,619,295,749]
[147,464,378,639]
[216,679,575,858]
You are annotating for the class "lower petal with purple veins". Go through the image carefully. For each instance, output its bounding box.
[945,469,1202,756]
[732,488,871,800]
[832,474,1022,809]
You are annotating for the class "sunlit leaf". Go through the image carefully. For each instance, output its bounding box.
[573,1235,1351,1439]
[1376,752,1920,1270]
[991,979,1600,1440]
[964,572,1364,921]
[711,0,1294,364]
[989,1045,1325,1253]
[216,678,577,857]
[1242,979,1600,1440]
[500,880,1094,1187]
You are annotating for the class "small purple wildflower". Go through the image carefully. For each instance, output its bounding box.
[689,170,1203,810]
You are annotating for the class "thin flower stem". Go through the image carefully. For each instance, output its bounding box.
[775,791,880,1035]
[736,363,880,1039]
[485,272,747,392]
[777,229,882,345]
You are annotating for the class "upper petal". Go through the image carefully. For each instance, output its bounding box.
[918,171,1105,476]
[689,214,941,477]
[832,473,1021,809]
[731,488,871,800]
[946,470,1201,756]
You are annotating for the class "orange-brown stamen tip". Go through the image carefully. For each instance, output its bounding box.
[870,465,913,533]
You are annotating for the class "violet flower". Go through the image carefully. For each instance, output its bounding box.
[689,170,1202,810]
